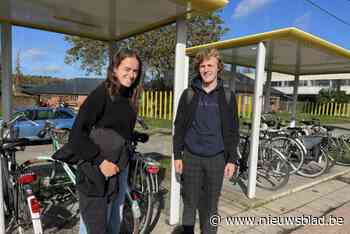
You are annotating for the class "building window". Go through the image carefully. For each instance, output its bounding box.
[339,79,350,86]
[284,81,295,87]
[315,80,330,86]
[299,80,308,86]
[271,81,282,87]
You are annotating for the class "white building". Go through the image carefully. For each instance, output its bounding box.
[245,72,350,100]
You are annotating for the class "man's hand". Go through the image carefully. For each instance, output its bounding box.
[174,160,183,174]
[224,163,236,178]
[99,160,119,177]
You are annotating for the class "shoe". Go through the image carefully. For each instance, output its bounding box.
[182,225,194,234]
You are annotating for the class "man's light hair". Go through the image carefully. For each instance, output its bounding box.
[194,48,224,75]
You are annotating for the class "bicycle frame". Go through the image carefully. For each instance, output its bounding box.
[36,155,77,186]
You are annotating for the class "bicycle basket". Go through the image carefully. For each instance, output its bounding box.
[52,128,70,146]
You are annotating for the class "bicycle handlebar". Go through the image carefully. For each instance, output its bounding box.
[1,113,25,128]
[131,131,149,144]
[37,120,56,138]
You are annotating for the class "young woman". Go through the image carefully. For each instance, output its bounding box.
[69,49,143,234]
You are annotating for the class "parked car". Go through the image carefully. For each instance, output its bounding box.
[1,107,76,141]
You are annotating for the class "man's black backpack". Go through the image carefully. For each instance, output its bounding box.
[185,87,232,105]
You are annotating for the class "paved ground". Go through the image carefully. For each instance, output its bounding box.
[150,167,350,234]
[12,127,350,233]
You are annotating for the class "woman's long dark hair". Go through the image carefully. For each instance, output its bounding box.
[105,49,143,112]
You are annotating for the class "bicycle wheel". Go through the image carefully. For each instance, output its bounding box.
[268,136,305,174]
[122,172,153,234]
[256,147,290,191]
[21,159,78,228]
[297,147,329,178]
[323,137,338,170]
[1,156,13,217]
[2,156,18,233]
[335,135,350,166]
[144,173,162,233]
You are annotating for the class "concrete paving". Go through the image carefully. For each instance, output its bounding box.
[152,171,350,234]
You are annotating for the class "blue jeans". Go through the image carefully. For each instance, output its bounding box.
[79,166,129,234]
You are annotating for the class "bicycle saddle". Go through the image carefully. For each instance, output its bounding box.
[132,131,149,143]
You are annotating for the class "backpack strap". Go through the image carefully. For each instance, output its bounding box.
[186,87,232,106]
[223,87,232,106]
[186,88,194,105]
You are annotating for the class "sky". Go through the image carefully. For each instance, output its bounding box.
[9,0,350,79]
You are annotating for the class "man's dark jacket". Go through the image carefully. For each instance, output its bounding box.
[173,78,240,164]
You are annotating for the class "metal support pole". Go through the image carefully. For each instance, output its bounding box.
[108,0,117,64]
[170,17,187,225]
[108,42,117,65]
[264,43,273,113]
[290,74,300,127]
[264,71,272,112]
[1,23,12,121]
[0,22,12,234]
[247,42,266,199]
[230,64,236,93]
[290,43,301,127]
[184,55,189,89]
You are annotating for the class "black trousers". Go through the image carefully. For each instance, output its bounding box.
[79,190,109,234]
[78,175,118,234]
[182,150,225,234]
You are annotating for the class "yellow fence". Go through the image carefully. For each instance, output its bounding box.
[303,102,350,117]
[139,91,173,120]
[138,91,253,120]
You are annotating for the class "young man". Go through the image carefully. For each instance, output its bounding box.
[173,48,239,234]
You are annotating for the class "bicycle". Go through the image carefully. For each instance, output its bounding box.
[278,119,329,178]
[232,123,290,191]
[260,114,306,175]
[22,117,161,233]
[122,118,161,234]
[335,134,350,166]
[1,113,43,234]
[20,121,79,229]
[261,115,330,178]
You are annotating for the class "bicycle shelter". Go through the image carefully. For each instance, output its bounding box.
[185,27,350,200]
[0,0,229,231]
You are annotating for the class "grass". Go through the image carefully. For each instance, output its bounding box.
[139,117,172,129]
[159,157,171,170]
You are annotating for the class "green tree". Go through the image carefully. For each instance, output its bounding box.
[64,12,228,82]
[317,88,350,103]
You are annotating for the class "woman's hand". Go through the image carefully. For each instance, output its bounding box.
[99,160,120,177]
